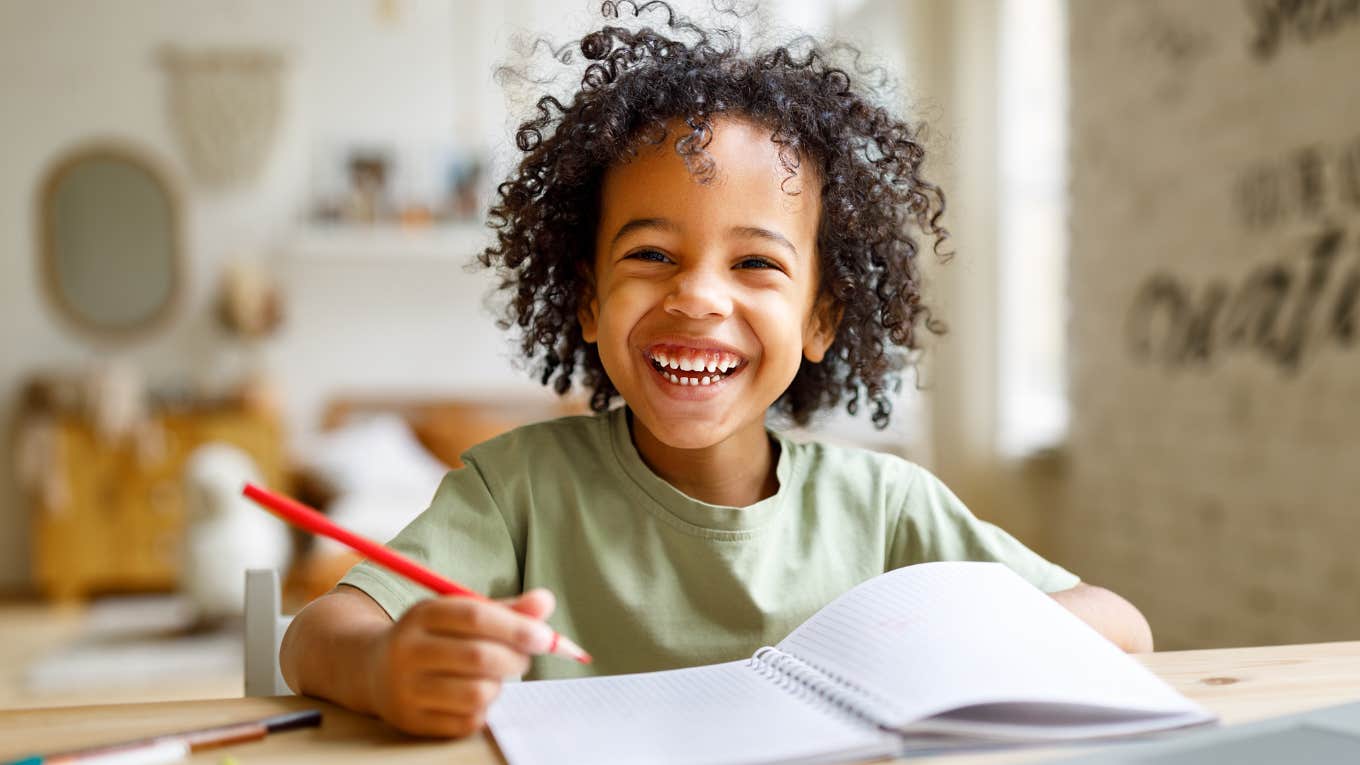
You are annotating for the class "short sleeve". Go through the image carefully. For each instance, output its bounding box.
[888,464,1080,593]
[338,461,523,620]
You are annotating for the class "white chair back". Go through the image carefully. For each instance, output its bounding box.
[243,568,294,696]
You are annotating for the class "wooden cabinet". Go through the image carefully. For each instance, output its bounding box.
[29,408,286,602]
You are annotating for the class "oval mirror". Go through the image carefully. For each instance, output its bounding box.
[39,143,183,340]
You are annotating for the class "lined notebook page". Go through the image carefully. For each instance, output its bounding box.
[488,660,899,765]
[776,562,1210,731]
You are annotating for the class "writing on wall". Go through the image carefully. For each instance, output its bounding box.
[1248,0,1360,60]
[1125,134,1360,372]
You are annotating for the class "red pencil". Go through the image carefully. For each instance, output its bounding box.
[241,482,591,664]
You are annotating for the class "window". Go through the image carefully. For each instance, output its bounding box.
[998,0,1069,455]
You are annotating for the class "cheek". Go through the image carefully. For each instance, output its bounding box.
[606,279,659,314]
[749,293,809,366]
[595,283,657,350]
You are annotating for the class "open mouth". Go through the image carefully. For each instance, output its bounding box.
[646,346,747,387]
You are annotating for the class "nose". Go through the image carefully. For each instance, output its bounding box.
[663,265,733,320]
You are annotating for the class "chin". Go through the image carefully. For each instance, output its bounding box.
[658,430,725,450]
[639,412,731,450]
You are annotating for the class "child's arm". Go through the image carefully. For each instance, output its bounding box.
[280,584,557,737]
[1050,583,1154,653]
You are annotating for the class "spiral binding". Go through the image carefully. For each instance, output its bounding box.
[747,646,897,730]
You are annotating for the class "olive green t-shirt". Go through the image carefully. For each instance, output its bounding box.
[340,407,1079,680]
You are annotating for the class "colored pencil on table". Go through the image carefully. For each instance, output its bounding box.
[4,708,321,765]
[240,482,592,664]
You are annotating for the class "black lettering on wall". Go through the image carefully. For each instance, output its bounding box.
[1235,135,1360,230]
[1248,0,1360,61]
[1181,284,1230,363]
[1236,164,1285,229]
[1295,147,1326,217]
[1340,137,1360,208]
[1220,266,1291,353]
[1330,268,1360,343]
[1124,226,1354,372]
[1127,276,1188,362]
[1275,228,1342,366]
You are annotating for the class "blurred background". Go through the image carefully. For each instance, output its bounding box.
[1,0,1357,709]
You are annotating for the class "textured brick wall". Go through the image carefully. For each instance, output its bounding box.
[1062,0,1360,649]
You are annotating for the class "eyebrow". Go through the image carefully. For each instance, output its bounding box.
[609,218,799,257]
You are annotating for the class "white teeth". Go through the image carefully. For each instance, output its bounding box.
[701,376,711,385]
[652,349,743,378]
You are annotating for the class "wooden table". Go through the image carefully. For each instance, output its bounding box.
[1,642,1357,764]
[0,601,241,711]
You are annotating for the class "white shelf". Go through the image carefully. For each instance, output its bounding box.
[286,222,494,260]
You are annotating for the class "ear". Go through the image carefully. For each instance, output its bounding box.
[577,263,599,344]
[802,295,841,363]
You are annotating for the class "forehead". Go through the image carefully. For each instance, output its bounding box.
[598,117,821,239]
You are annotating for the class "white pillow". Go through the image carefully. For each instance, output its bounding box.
[319,485,435,553]
[301,414,448,497]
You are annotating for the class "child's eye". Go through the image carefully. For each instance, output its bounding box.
[737,257,780,270]
[625,249,672,264]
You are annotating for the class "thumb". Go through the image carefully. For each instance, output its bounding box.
[500,587,556,621]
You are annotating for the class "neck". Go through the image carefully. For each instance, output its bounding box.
[628,410,779,507]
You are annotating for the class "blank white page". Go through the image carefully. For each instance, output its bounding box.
[488,660,900,765]
[776,562,1211,733]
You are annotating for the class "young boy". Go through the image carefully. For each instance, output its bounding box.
[280,5,1152,739]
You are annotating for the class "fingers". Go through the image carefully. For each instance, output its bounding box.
[375,633,517,738]
[411,674,503,715]
[376,593,564,739]
[408,633,532,678]
[399,708,487,739]
[412,597,556,656]
[505,587,556,620]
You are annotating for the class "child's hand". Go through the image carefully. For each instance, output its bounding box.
[366,588,557,738]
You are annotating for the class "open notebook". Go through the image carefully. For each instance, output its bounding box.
[488,562,1214,765]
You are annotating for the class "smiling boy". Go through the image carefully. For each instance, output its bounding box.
[279,7,1152,739]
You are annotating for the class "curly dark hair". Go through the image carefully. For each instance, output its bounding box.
[478,0,949,429]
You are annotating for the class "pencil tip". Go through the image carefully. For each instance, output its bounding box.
[554,634,592,664]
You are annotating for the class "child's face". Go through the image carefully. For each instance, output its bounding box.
[581,117,836,450]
